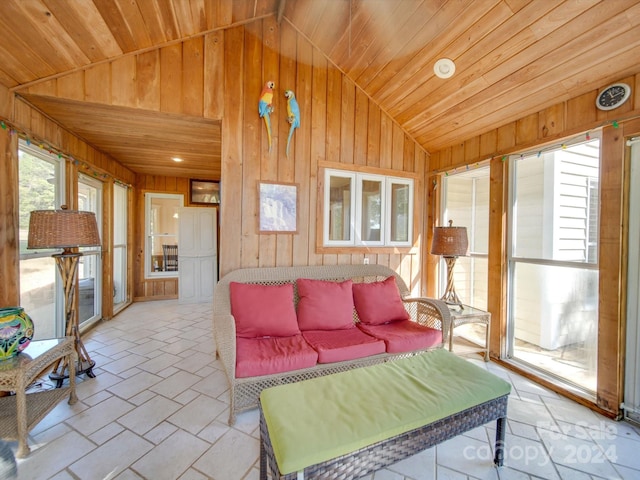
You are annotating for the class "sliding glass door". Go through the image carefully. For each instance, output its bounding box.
[18,140,65,339]
[507,137,600,393]
[440,166,490,350]
[442,166,490,311]
[113,183,128,313]
[78,175,103,327]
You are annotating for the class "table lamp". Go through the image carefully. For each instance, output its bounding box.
[431,219,469,308]
[27,206,100,385]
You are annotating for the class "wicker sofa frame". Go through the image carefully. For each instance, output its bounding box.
[259,395,508,479]
[213,264,451,425]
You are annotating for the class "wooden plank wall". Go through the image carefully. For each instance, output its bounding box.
[0,74,16,305]
[429,74,640,172]
[20,18,428,297]
[220,19,428,294]
[23,31,225,120]
[0,129,19,307]
[0,84,11,118]
[19,31,225,301]
[428,72,640,418]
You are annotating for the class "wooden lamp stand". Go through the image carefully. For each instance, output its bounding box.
[27,207,101,388]
[441,255,463,307]
[49,250,96,387]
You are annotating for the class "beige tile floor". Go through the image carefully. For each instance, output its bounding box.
[10,300,640,480]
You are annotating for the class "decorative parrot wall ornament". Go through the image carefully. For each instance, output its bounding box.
[284,89,300,158]
[258,81,275,152]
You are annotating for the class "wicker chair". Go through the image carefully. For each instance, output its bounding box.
[213,264,450,425]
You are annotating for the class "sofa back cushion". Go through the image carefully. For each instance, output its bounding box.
[296,278,355,331]
[352,276,410,325]
[230,282,300,338]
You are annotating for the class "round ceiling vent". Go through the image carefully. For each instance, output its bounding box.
[434,58,456,79]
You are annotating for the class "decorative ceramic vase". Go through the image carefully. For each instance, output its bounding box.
[0,307,34,360]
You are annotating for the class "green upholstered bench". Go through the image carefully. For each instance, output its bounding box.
[259,349,511,480]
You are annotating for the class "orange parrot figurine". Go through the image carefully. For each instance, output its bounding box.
[258,81,275,152]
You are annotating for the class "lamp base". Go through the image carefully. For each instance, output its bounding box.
[50,359,96,388]
[440,256,464,309]
[50,252,98,387]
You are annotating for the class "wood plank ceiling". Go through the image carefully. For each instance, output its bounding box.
[1,0,639,177]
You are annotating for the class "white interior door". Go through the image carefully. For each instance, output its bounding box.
[178,207,217,304]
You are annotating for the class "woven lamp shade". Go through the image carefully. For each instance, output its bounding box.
[27,209,101,249]
[431,221,468,257]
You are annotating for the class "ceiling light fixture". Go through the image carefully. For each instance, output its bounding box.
[172,157,183,162]
[434,58,455,79]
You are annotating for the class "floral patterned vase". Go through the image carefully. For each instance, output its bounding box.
[0,307,34,360]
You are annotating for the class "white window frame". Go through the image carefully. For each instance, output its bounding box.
[440,165,490,310]
[18,139,66,337]
[145,192,184,278]
[323,170,356,246]
[506,133,601,392]
[323,168,413,247]
[385,176,414,247]
[356,173,385,247]
[113,183,129,313]
[77,174,103,328]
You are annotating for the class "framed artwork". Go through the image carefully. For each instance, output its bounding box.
[259,181,298,233]
[190,179,220,205]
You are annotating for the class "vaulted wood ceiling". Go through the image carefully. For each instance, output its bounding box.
[1,0,639,177]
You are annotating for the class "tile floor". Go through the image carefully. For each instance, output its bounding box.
[11,300,640,480]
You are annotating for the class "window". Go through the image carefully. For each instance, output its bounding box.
[508,135,600,393]
[387,178,412,245]
[323,169,413,247]
[441,165,489,310]
[358,175,383,246]
[113,184,128,312]
[78,174,103,327]
[145,193,183,278]
[18,140,65,339]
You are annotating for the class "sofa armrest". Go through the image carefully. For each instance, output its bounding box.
[402,297,451,344]
[213,313,237,383]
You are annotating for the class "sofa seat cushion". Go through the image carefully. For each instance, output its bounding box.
[357,320,442,353]
[302,328,386,364]
[236,335,318,378]
[230,282,300,338]
[352,276,410,325]
[296,278,355,330]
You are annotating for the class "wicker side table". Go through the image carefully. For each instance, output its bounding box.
[0,337,77,458]
[448,305,490,361]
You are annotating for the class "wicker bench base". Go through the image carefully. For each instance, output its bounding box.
[260,395,508,480]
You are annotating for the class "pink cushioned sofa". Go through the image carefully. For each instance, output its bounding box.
[213,264,450,425]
